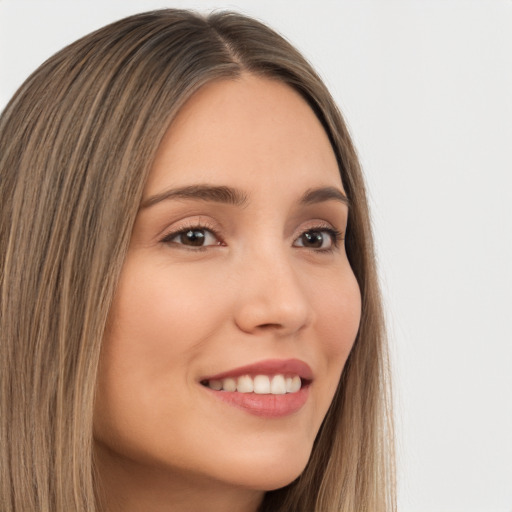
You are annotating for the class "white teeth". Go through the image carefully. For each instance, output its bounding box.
[237,375,254,393]
[286,375,301,393]
[206,374,303,394]
[253,375,271,394]
[222,377,237,392]
[270,374,286,395]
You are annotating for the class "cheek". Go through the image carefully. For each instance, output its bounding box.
[93,257,228,439]
[319,264,361,344]
[105,258,226,362]
[313,266,361,391]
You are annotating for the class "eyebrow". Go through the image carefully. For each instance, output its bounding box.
[141,185,248,209]
[140,184,349,209]
[300,186,350,208]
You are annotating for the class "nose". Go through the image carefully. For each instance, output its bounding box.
[233,250,312,336]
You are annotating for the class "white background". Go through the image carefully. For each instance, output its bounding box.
[1,1,511,511]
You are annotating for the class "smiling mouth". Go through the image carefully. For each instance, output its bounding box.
[199,358,313,416]
[201,374,308,395]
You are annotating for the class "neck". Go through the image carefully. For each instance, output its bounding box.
[94,442,264,512]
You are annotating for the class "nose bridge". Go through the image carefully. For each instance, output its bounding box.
[233,242,312,335]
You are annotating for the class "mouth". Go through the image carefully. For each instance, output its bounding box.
[201,374,308,394]
[199,359,313,417]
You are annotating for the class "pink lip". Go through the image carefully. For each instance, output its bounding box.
[203,386,310,418]
[201,358,314,381]
[200,358,313,418]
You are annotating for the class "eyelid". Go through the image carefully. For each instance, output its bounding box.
[157,217,344,252]
[159,219,224,247]
[292,219,343,237]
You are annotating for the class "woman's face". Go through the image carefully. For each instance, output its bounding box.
[94,75,361,496]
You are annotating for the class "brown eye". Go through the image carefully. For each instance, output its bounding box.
[163,228,220,247]
[300,231,325,248]
[293,228,341,251]
[181,229,207,246]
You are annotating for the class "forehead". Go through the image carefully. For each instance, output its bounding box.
[146,74,342,197]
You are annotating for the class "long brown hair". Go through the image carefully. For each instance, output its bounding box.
[0,9,395,511]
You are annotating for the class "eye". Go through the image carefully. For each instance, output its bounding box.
[293,228,342,251]
[162,227,221,248]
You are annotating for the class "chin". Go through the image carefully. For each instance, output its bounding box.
[257,468,305,492]
[220,443,312,492]
[229,467,305,493]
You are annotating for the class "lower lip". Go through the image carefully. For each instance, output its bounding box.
[203,385,310,418]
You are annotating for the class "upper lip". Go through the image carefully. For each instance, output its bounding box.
[201,358,314,382]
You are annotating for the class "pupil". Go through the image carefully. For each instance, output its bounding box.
[303,231,323,248]
[182,230,205,246]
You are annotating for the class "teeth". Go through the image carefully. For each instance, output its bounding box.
[209,379,222,391]
[253,375,270,394]
[222,377,237,392]
[205,374,303,394]
[237,375,254,393]
[270,375,286,395]
[286,375,301,393]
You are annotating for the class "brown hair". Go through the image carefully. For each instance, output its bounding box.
[0,9,394,511]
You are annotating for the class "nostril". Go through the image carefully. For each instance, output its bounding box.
[257,323,282,329]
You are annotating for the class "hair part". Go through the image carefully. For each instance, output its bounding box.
[0,9,395,511]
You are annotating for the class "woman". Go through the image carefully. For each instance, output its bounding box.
[0,9,394,512]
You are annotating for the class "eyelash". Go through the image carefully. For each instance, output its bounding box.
[160,223,344,253]
[160,221,223,252]
[295,226,344,253]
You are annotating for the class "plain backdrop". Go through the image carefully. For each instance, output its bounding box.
[1,1,511,511]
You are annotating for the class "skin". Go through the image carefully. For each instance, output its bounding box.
[94,74,361,512]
